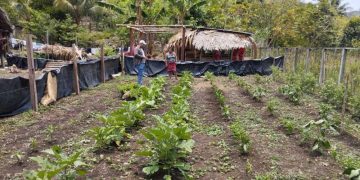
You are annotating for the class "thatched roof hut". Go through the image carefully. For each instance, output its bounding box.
[0,8,13,34]
[166,28,257,60]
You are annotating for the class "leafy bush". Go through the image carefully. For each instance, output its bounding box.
[300,73,317,94]
[320,80,345,109]
[271,66,285,82]
[279,84,303,105]
[137,119,194,179]
[303,120,336,154]
[230,119,251,155]
[349,95,360,120]
[24,146,87,179]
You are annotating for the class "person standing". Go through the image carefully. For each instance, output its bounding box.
[134,40,147,85]
[165,47,177,80]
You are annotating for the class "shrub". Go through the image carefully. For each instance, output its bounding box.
[349,95,360,120]
[270,66,285,82]
[228,72,236,80]
[251,86,266,101]
[137,121,194,179]
[300,73,317,94]
[204,71,214,81]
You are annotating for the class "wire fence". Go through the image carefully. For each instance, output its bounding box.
[258,47,360,96]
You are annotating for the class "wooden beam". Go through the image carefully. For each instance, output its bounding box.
[26,34,38,111]
[100,45,105,83]
[319,49,326,84]
[181,26,186,61]
[338,48,347,84]
[72,44,80,95]
[118,24,193,28]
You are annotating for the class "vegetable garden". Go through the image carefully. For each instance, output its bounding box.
[0,65,359,179]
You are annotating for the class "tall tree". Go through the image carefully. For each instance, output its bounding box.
[167,0,206,25]
[53,0,89,24]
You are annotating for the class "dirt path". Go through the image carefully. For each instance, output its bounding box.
[189,78,248,179]
[0,76,136,178]
[216,77,344,179]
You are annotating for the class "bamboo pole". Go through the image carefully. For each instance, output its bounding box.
[26,34,38,111]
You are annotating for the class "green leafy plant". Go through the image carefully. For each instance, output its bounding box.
[204,71,215,81]
[266,98,280,116]
[228,72,236,80]
[137,121,194,179]
[344,168,360,180]
[303,120,334,154]
[270,66,285,82]
[206,124,224,136]
[230,119,251,155]
[251,86,266,101]
[320,80,345,109]
[349,95,360,121]
[300,73,317,94]
[279,84,302,105]
[24,146,87,179]
[280,117,296,135]
[117,83,140,100]
[45,125,56,143]
[11,151,24,164]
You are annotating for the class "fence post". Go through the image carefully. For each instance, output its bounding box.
[100,45,105,83]
[284,48,288,71]
[72,44,80,95]
[181,26,186,61]
[293,48,299,72]
[26,34,38,111]
[338,48,347,84]
[305,48,311,72]
[319,49,326,84]
[258,48,262,59]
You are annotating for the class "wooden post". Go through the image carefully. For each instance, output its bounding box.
[100,45,105,83]
[293,48,299,72]
[284,48,288,71]
[305,48,311,72]
[338,48,347,84]
[319,49,326,84]
[121,43,125,75]
[129,28,135,56]
[181,26,186,61]
[72,44,80,95]
[258,48,262,59]
[26,34,38,111]
[277,48,280,56]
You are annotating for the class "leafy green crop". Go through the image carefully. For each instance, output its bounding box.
[279,84,303,105]
[137,120,194,179]
[228,72,236,80]
[280,117,296,135]
[204,71,215,81]
[230,119,251,155]
[349,95,360,120]
[320,80,345,109]
[251,86,266,101]
[266,98,280,116]
[117,82,140,100]
[24,146,87,179]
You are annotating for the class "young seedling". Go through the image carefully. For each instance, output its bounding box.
[11,151,24,165]
[266,98,280,116]
[29,138,38,152]
[45,125,56,143]
[280,117,296,135]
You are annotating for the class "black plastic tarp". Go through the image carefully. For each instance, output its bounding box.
[0,74,47,117]
[125,56,284,76]
[6,56,49,69]
[0,57,121,117]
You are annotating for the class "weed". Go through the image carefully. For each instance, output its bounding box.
[204,71,215,81]
[29,138,38,152]
[206,125,224,136]
[228,72,236,80]
[270,66,285,82]
[245,159,253,175]
[11,151,24,164]
[45,125,56,143]
[251,86,266,101]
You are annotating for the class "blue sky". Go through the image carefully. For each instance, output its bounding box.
[302,0,360,11]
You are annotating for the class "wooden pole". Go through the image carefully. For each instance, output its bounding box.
[72,44,80,95]
[258,48,262,59]
[293,48,299,72]
[319,49,326,84]
[305,48,311,72]
[100,44,105,83]
[121,43,125,75]
[338,48,347,84]
[26,34,38,111]
[181,26,186,61]
[130,28,135,56]
[284,48,288,71]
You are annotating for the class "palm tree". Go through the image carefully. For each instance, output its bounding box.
[53,0,88,25]
[11,0,33,21]
[330,0,348,15]
[168,0,207,25]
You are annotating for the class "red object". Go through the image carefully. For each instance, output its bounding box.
[232,49,239,61]
[167,62,176,72]
[214,50,221,60]
[238,48,245,61]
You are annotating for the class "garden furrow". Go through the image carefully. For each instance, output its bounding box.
[189,78,248,179]
[216,77,344,179]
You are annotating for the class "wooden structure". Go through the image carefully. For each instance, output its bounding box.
[118,25,195,61]
[166,28,257,61]
[0,8,13,68]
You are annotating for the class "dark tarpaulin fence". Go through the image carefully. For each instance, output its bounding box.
[125,56,284,76]
[6,56,49,69]
[0,57,120,117]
